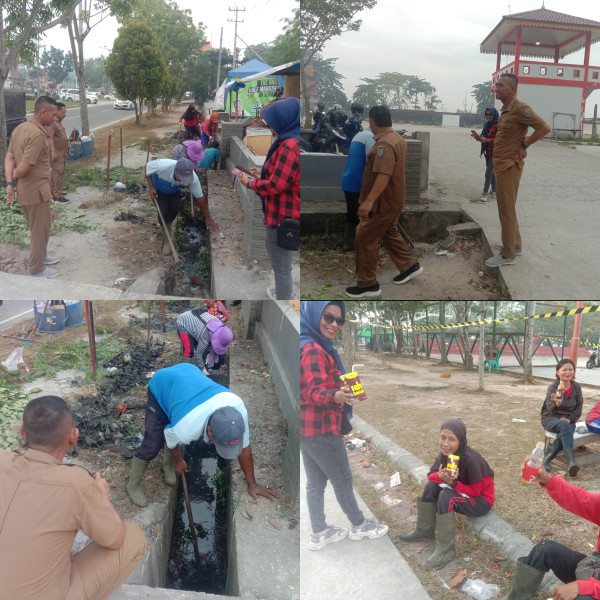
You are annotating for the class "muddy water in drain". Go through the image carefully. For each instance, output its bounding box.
[167,439,229,594]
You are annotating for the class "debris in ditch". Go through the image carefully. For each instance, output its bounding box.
[289,519,298,530]
[268,519,282,530]
[241,510,253,521]
[114,182,127,190]
[115,211,145,223]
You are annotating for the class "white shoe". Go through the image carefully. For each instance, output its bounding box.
[488,191,496,200]
[44,256,60,265]
[267,287,276,300]
[480,194,488,202]
[30,267,60,278]
[485,255,516,267]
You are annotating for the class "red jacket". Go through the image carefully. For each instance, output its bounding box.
[428,471,495,506]
[586,398,600,424]
[542,475,600,598]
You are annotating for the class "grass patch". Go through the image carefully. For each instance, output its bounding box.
[0,382,32,449]
[63,165,144,191]
[139,136,172,152]
[26,337,127,382]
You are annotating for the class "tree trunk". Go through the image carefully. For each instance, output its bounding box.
[67,15,90,136]
[523,301,536,383]
[439,301,448,364]
[341,323,354,372]
[478,302,485,391]
[300,49,313,129]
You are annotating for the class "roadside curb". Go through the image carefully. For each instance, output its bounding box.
[352,414,562,593]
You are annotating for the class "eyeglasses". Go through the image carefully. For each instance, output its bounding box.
[322,313,345,327]
[485,113,493,116]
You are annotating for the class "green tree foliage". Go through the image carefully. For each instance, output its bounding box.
[312,55,347,109]
[352,72,439,110]
[83,56,109,90]
[105,21,167,123]
[301,0,377,126]
[39,46,73,86]
[471,80,494,114]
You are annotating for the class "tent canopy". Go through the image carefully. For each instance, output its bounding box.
[224,60,300,90]
[227,59,271,78]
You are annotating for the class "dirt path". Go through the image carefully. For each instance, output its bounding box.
[346,351,600,599]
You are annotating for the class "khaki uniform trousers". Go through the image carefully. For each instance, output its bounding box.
[51,155,66,199]
[65,522,147,600]
[495,164,523,260]
[21,199,51,275]
[355,207,414,288]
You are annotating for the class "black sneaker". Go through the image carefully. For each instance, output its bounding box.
[393,263,423,285]
[345,283,382,298]
[53,196,70,204]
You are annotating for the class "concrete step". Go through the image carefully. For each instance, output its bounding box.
[447,221,482,236]
[109,583,237,599]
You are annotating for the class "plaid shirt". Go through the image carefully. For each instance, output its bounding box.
[249,137,300,226]
[484,122,498,157]
[300,341,343,437]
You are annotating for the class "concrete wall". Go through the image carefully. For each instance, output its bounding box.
[301,138,424,204]
[244,300,300,502]
[218,122,244,168]
[228,137,268,260]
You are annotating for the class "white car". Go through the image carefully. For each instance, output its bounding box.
[86,93,98,104]
[60,89,79,102]
[104,93,117,101]
[114,99,135,110]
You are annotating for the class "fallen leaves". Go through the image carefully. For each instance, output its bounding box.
[447,568,468,588]
[269,519,282,530]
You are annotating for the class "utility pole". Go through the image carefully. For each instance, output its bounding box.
[216,27,224,93]
[228,6,245,69]
[570,301,584,370]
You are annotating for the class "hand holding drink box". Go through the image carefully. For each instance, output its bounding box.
[339,372,367,402]
[446,454,459,477]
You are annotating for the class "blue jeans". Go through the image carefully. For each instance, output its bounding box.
[483,154,496,194]
[545,417,575,450]
[301,434,365,533]
[266,226,294,299]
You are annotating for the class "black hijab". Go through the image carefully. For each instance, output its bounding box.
[429,418,494,485]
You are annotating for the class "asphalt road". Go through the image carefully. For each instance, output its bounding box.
[60,99,137,136]
[0,300,34,331]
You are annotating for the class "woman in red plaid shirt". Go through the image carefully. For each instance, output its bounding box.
[239,98,300,299]
[300,301,388,551]
[472,107,499,202]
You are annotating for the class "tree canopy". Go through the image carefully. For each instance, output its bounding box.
[312,55,347,109]
[40,46,73,86]
[472,80,494,115]
[105,20,167,123]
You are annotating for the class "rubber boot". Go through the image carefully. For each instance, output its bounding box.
[542,443,560,472]
[343,222,356,251]
[423,512,456,568]
[126,457,150,507]
[160,221,174,256]
[498,558,545,600]
[162,444,176,485]
[398,500,436,542]
[565,447,580,477]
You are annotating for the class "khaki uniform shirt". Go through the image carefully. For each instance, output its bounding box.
[493,97,547,172]
[359,127,407,213]
[0,449,122,600]
[7,118,52,205]
[47,118,69,157]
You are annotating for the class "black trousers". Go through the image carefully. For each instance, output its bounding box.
[156,189,182,225]
[422,480,492,517]
[344,191,360,226]
[135,389,170,461]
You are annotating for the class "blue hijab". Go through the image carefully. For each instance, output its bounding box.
[480,107,499,156]
[261,97,300,178]
[300,301,352,419]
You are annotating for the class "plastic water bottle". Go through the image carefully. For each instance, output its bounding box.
[556,382,565,401]
[522,442,545,484]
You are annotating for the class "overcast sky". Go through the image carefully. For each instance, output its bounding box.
[321,0,600,115]
[41,0,296,71]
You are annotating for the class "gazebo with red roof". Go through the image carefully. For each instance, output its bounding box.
[480,5,600,137]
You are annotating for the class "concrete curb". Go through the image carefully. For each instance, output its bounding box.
[352,414,562,593]
[109,584,237,599]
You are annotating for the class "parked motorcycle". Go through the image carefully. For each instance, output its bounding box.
[587,346,600,369]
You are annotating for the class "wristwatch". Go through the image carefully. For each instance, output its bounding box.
[6,181,14,186]
[246,180,252,189]
[521,141,528,149]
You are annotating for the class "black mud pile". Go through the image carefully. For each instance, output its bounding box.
[167,439,229,594]
[129,313,179,333]
[71,343,165,452]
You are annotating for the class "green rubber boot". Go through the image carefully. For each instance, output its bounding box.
[565,447,580,477]
[498,558,545,600]
[162,443,176,486]
[398,500,436,542]
[542,443,559,472]
[424,511,456,568]
[126,457,150,507]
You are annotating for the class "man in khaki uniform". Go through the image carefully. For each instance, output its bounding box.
[345,105,422,298]
[47,101,70,204]
[0,396,147,600]
[486,73,551,267]
[4,95,60,277]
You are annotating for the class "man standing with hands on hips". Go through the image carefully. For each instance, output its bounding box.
[345,105,423,298]
[485,73,550,267]
[4,95,60,277]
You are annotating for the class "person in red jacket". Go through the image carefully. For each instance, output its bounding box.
[586,397,600,434]
[399,418,495,568]
[180,104,201,140]
[498,462,600,600]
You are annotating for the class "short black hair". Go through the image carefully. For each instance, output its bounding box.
[22,396,73,448]
[56,102,66,110]
[207,140,220,149]
[499,73,519,88]
[34,95,58,113]
[555,358,575,380]
[369,105,392,127]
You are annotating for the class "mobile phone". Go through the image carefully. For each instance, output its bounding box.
[232,165,253,177]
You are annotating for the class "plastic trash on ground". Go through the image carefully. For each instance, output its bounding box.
[372,482,385,491]
[1,347,24,371]
[512,418,526,423]
[381,494,401,506]
[390,472,401,487]
[461,578,500,600]
[114,181,127,190]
